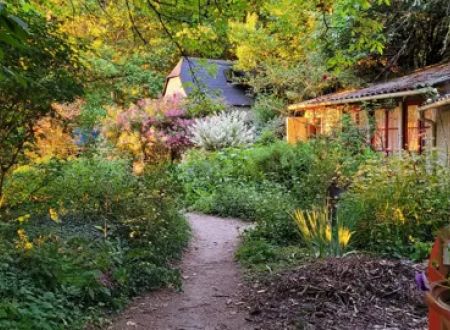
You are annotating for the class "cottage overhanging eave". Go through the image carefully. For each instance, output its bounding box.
[418,96,450,111]
[288,87,435,111]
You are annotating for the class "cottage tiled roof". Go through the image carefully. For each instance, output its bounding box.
[164,57,253,107]
[290,62,450,110]
[419,93,450,111]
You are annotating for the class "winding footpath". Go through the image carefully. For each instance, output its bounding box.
[110,213,253,330]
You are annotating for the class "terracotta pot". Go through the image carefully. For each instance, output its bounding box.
[426,281,450,330]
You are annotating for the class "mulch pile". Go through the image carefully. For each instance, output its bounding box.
[242,255,427,330]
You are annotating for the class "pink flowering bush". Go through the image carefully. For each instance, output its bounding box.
[104,96,192,167]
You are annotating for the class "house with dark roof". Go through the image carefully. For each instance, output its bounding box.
[162,57,253,108]
[287,62,450,164]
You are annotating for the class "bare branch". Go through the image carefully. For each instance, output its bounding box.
[125,0,148,45]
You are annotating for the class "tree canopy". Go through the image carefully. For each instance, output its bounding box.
[11,0,447,104]
[0,3,82,200]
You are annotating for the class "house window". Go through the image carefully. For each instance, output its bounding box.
[371,108,401,154]
[421,109,435,148]
[402,104,430,153]
[371,110,385,151]
[305,108,340,135]
[405,105,420,152]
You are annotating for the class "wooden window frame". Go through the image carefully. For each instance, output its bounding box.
[403,100,426,154]
[402,102,408,150]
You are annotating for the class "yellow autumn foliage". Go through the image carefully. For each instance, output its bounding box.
[16,228,33,251]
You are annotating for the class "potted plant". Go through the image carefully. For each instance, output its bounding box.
[426,280,450,330]
[419,231,450,330]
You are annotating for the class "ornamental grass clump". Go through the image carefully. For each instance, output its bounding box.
[189,110,255,151]
[292,207,353,258]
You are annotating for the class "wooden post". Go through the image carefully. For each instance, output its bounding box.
[402,102,409,150]
[419,111,425,154]
[385,109,390,152]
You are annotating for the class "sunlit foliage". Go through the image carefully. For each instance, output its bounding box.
[0,3,82,201]
[103,96,192,168]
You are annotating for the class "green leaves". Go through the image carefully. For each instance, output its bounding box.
[0,3,29,51]
[0,2,30,81]
[0,4,83,200]
[338,153,450,259]
[0,158,189,329]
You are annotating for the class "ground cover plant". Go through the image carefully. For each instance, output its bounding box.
[0,158,189,329]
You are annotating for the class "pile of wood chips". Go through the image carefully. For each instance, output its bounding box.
[243,255,427,330]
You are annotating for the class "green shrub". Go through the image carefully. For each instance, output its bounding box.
[0,158,189,329]
[3,157,133,219]
[338,154,450,258]
[255,116,285,145]
[206,182,281,218]
[180,135,375,250]
[236,238,277,266]
[181,138,376,211]
[252,94,285,125]
[179,148,262,208]
[236,236,308,270]
[216,183,300,245]
[252,95,286,144]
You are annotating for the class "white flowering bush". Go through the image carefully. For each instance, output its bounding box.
[189,110,255,150]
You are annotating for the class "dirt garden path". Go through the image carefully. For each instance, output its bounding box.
[110,213,253,330]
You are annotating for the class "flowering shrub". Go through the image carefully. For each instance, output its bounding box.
[103,96,192,166]
[189,110,255,150]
